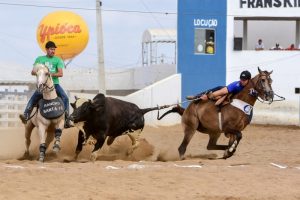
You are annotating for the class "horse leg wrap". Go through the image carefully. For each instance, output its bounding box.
[53,129,62,152]
[229,140,238,153]
[39,143,46,162]
[40,143,46,153]
[55,128,62,139]
[229,132,242,153]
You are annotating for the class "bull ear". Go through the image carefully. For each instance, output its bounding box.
[91,99,105,112]
[75,96,79,100]
[94,93,105,100]
[70,102,75,109]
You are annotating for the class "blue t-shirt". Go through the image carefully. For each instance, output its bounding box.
[226,81,244,95]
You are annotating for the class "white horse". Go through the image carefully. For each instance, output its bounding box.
[19,64,65,162]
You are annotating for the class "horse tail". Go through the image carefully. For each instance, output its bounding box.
[157,105,185,120]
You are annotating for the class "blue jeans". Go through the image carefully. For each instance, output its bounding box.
[25,84,69,115]
[54,84,69,114]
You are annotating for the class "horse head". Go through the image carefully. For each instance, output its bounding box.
[253,67,274,104]
[34,64,52,93]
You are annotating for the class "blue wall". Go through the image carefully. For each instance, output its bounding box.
[178,0,227,101]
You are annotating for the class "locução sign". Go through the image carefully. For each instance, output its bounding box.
[193,19,218,28]
[36,11,89,60]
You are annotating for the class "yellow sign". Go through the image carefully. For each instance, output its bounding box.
[36,11,89,60]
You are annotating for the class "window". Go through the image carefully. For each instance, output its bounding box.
[234,19,296,50]
[194,28,215,55]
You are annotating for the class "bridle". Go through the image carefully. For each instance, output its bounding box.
[37,70,55,93]
[250,72,284,104]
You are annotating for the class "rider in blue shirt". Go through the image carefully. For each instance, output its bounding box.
[186,70,252,101]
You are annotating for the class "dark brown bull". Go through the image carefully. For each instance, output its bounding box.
[159,67,274,159]
[69,93,167,161]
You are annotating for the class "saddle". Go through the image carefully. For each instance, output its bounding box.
[38,97,65,119]
[212,93,253,123]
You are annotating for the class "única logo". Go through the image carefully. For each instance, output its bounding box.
[38,23,82,43]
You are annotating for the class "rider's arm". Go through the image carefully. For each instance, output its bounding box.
[208,81,239,100]
[207,87,228,100]
[211,87,229,98]
[51,68,63,77]
[51,58,64,77]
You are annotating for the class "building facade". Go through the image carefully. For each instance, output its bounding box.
[0,82,33,127]
[178,0,300,103]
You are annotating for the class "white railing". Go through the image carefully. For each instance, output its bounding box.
[0,96,28,127]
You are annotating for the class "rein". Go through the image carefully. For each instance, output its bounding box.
[26,108,38,121]
[256,93,285,104]
[250,73,285,104]
[37,73,55,93]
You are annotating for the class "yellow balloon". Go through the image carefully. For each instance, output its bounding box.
[36,11,89,60]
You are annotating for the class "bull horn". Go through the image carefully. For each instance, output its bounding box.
[75,96,79,100]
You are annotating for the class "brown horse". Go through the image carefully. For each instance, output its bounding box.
[160,67,274,159]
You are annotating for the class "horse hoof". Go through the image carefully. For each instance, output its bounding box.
[90,153,97,162]
[39,157,45,162]
[179,154,185,160]
[18,152,30,160]
[52,145,61,153]
[223,149,234,159]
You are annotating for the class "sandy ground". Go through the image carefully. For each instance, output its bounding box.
[0,124,299,200]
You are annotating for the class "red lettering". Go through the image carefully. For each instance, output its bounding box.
[67,25,73,33]
[73,25,82,33]
[54,23,60,34]
[38,23,83,42]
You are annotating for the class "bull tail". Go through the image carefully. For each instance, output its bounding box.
[157,105,185,120]
[141,105,169,115]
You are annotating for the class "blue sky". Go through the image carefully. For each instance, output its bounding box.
[0,0,177,73]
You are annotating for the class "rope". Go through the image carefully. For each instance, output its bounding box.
[256,92,285,104]
[156,97,200,110]
[273,93,286,102]
[26,108,38,121]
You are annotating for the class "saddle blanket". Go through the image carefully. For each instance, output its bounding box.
[38,97,65,119]
[231,99,253,116]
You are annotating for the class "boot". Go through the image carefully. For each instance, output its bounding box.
[19,108,32,124]
[186,95,202,100]
[186,95,197,100]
